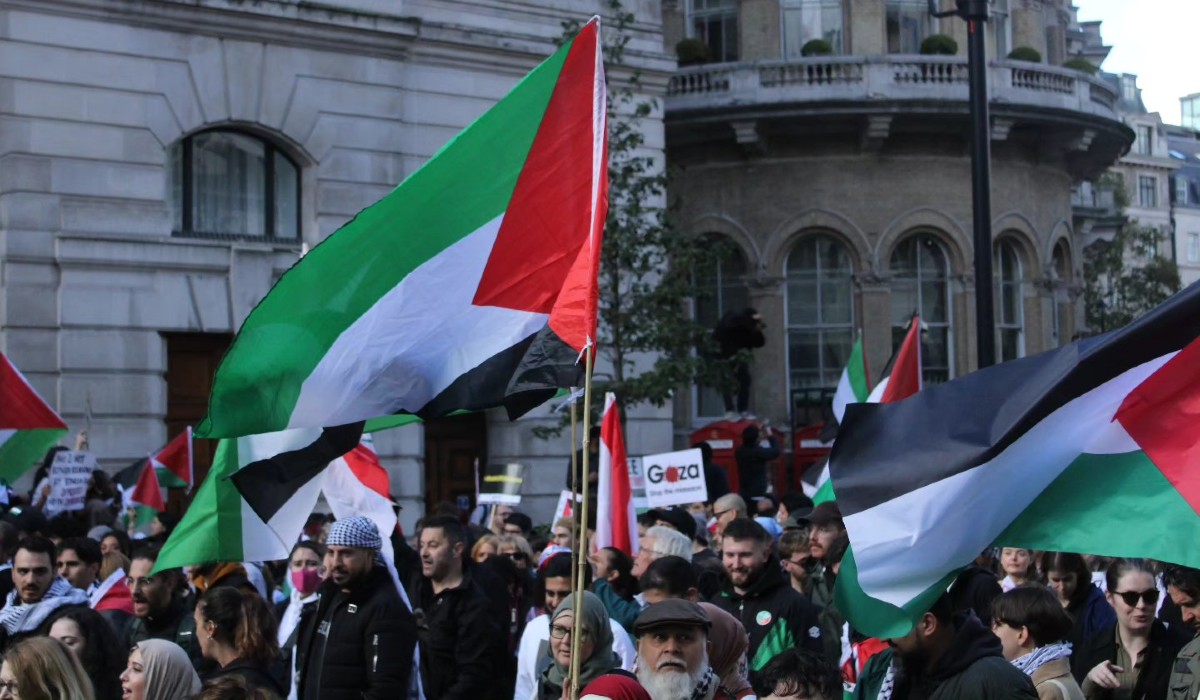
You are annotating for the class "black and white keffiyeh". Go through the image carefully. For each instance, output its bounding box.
[326,515,382,550]
[1011,642,1073,676]
[0,577,89,634]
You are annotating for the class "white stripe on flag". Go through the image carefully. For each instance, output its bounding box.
[0,430,13,450]
[236,429,324,562]
[846,352,1172,607]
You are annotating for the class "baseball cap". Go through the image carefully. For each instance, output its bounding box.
[808,501,843,527]
[632,598,711,636]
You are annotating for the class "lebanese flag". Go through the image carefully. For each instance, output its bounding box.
[595,393,637,556]
[0,353,68,482]
[91,568,135,615]
[195,19,607,440]
[152,428,193,490]
[865,315,922,403]
[830,284,1200,638]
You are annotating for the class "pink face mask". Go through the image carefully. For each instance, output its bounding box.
[291,567,322,595]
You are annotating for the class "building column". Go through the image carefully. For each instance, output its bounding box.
[858,277,892,386]
[749,275,788,423]
[849,0,886,56]
[740,0,782,60]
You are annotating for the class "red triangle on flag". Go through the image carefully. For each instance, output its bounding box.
[1116,336,1200,514]
[342,444,391,501]
[152,428,193,489]
[131,460,165,512]
[0,353,67,430]
[880,316,923,403]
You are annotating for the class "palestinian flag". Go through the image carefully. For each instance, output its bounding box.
[114,457,166,528]
[0,353,68,482]
[865,315,921,403]
[152,428,329,572]
[152,428,193,490]
[831,284,1200,639]
[831,332,870,424]
[196,19,607,440]
[90,568,134,615]
[595,393,636,555]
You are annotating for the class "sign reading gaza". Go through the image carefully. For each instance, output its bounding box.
[642,447,707,508]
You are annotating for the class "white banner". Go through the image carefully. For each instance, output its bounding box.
[641,448,707,508]
[45,450,95,517]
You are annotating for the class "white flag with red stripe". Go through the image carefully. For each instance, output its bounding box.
[323,436,400,563]
[595,393,637,556]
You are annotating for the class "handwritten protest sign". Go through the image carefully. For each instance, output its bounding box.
[45,450,95,517]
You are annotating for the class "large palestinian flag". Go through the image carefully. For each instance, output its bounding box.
[831,284,1200,639]
[195,20,607,440]
[0,353,68,482]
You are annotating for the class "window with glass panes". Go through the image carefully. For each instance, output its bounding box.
[1136,125,1153,155]
[782,0,844,58]
[886,0,934,54]
[994,240,1024,362]
[785,235,855,395]
[1051,242,1070,347]
[1175,176,1190,206]
[690,0,739,63]
[1138,175,1158,208]
[694,239,750,418]
[169,130,299,240]
[990,0,1010,57]
[890,236,952,383]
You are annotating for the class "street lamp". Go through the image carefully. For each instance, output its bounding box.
[929,0,996,369]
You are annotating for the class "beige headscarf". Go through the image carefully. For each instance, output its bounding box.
[699,602,753,696]
[135,639,202,700]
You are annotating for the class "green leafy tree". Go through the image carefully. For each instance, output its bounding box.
[543,3,732,434]
[1084,222,1181,332]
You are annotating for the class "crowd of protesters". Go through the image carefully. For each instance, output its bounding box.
[2,444,1200,700]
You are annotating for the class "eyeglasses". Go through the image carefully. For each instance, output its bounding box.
[714,509,735,520]
[0,680,18,697]
[549,624,590,641]
[1113,589,1159,607]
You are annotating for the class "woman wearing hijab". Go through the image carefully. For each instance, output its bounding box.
[699,602,754,699]
[120,639,202,700]
[536,591,620,700]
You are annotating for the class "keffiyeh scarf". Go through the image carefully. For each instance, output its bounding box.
[0,577,89,634]
[1011,642,1073,676]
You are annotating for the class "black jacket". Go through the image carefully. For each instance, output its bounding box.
[713,555,825,669]
[296,566,417,700]
[209,659,287,698]
[1073,620,1183,700]
[892,611,1037,700]
[735,437,780,499]
[126,598,202,665]
[714,309,765,358]
[407,569,501,700]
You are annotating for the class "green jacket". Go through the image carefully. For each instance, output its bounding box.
[1169,634,1200,700]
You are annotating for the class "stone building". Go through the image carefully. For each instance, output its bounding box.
[662,0,1133,439]
[0,0,673,526]
[1167,125,1200,288]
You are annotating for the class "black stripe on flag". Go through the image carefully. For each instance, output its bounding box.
[831,283,1200,518]
[231,422,364,524]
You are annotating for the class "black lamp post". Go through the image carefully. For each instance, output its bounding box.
[929,0,996,369]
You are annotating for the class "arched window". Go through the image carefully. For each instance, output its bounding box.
[1051,241,1072,347]
[169,130,300,240]
[786,235,855,393]
[694,237,750,418]
[994,239,1025,362]
[890,235,952,383]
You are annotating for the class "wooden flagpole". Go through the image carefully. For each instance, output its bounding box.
[569,344,596,699]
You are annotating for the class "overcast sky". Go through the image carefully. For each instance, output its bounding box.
[1074,0,1200,124]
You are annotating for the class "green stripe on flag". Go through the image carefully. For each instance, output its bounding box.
[197,37,576,439]
[153,438,245,572]
[155,468,188,490]
[846,335,869,401]
[0,428,67,483]
[834,545,960,639]
[812,478,835,505]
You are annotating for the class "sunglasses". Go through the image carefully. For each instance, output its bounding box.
[503,552,528,562]
[1113,589,1159,607]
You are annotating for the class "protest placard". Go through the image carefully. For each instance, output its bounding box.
[478,463,524,505]
[553,490,582,523]
[44,450,95,517]
[641,448,707,508]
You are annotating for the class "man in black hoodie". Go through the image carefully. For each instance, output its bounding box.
[713,307,766,418]
[296,516,417,700]
[885,592,1037,699]
[408,515,500,700]
[714,518,825,672]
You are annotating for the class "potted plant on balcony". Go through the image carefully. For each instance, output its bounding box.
[1007,47,1042,63]
[676,38,712,67]
[1063,57,1098,75]
[800,39,834,57]
[919,34,958,55]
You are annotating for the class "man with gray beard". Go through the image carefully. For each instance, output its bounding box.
[632,599,735,700]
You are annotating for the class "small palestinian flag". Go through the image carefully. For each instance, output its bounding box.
[152,428,193,490]
[152,428,330,573]
[196,18,607,440]
[831,284,1200,639]
[0,353,68,482]
[114,458,165,528]
[831,332,869,424]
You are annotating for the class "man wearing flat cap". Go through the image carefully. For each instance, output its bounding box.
[633,599,736,700]
[296,516,417,700]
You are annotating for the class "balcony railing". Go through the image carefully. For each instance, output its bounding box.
[667,55,1120,120]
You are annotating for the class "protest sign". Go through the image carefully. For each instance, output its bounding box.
[641,448,707,508]
[627,456,648,510]
[45,450,95,517]
[478,463,524,505]
[553,490,582,522]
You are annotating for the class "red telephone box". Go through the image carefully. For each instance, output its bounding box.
[690,419,787,497]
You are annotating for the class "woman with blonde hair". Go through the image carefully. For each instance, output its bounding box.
[0,635,95,700]
[472,534,501,563]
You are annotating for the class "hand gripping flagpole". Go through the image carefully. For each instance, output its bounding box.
[569,344,596,699]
